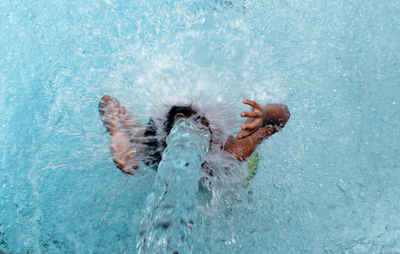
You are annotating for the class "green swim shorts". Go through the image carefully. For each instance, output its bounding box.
[243,151,259,188]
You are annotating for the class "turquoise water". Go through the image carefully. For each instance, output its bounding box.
[1,0,400,253]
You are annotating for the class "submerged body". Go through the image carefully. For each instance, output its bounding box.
[98,95,290,175]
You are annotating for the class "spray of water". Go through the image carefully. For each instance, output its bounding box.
[136,118,211,253]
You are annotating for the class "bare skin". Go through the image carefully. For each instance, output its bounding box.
[99,96,144,175]
[225,100,290,161]
[99,96,290,174]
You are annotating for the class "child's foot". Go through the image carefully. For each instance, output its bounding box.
[99,96,142,174]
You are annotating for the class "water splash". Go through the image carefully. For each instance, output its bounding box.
[2,0,399,253]
[137,118,211,254]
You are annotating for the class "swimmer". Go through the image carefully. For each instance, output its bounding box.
[98,95,290,175]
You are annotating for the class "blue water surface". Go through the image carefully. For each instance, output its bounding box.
[1,0,400,253]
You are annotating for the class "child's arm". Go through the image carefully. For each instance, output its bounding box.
[224,100,290,161]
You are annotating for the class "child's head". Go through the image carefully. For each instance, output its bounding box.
[164,105,197,135]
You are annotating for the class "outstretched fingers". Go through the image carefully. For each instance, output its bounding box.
[243,99,262,110]
[237,128,258,139]
[242,118,262,131]
[126,150,140,170]
[122,168,135,175]
[113,151,136,175]
[110,132,141,175]
[122,166,135,175]
[241,111,262,118]
[237,99,265,139]
[113,158,134,175]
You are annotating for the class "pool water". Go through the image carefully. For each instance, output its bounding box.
[1,0,400,253]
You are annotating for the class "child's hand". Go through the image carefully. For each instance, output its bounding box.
[237,99,264,139]
[111,131,142,175]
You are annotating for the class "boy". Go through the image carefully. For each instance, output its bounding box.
[99,96,290,175]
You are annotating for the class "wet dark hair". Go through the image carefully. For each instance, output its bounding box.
[143,106,197,167]
[164,106,197,136]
